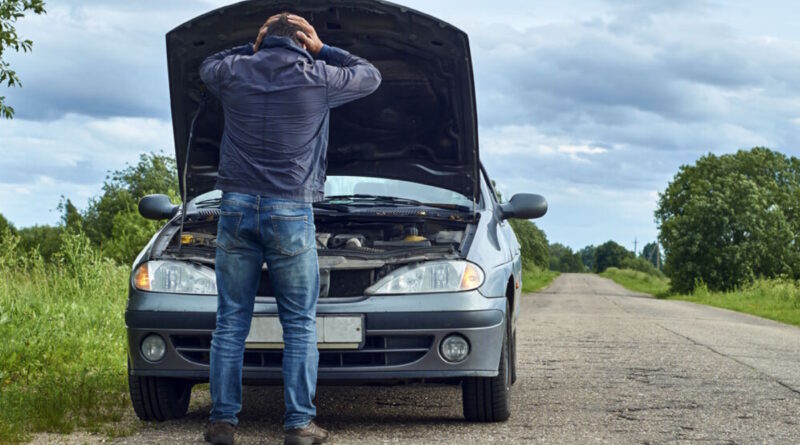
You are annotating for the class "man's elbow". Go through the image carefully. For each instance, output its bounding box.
[364,66,382,95]
[198,61,214,84]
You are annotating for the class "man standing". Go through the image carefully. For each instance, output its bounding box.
[198,13,381,445]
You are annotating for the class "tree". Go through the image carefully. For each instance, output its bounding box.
[83,152,179,264]
[0,212,15,237]
[0,0,46,118]
[639,242,662,270]
[58,197,83,232]
[578,245,596,271]
[509,219,549,270]
[549,243,585,272]
[17,224,61,261]
[594,240,633,272]
[656,147,800,293]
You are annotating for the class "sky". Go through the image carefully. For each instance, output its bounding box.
[1,0,800,252]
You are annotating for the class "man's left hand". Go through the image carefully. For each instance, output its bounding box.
[253,15,282,52]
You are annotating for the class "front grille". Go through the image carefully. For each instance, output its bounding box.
[171,334,433,368]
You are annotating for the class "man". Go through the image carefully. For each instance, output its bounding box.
[198,13,381,445]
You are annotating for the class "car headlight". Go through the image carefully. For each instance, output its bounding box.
[133,260,217,295]
[365,260,484,295]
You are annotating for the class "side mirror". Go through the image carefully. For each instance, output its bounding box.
[499,193,548,220]
[138,194,179,220]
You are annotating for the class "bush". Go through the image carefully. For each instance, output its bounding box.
[620,257,665,278]
[594,240,634,272]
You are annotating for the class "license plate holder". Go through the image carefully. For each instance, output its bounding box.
[245,315,364,350]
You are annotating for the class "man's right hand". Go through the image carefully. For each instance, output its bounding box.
[287,15,324,56]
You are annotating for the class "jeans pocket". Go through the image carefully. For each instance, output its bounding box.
[271,214,311,256]
[216,211,243,252]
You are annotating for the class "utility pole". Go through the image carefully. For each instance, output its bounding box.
[633,237,638,256]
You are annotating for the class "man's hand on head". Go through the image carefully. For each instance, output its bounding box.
[287,15,324,56]
[253,14,282,53]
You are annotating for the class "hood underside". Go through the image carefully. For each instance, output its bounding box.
[167,0,479,202]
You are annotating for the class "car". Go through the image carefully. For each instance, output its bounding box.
[126,0,547,423]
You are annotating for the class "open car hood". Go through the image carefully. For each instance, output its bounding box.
[167,0,479,202]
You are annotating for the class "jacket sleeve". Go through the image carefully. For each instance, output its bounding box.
[318,45,382,108]
[198,44,254,97]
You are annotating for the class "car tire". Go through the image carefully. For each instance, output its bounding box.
[128,361,192,421]
[510,327,518,385]
[462,305,512,422]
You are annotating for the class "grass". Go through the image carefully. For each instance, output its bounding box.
[600,267,800,328]
[600,267,671,298]
[0,231,132,443]
[522,266,559,293]
[673,280,800,327]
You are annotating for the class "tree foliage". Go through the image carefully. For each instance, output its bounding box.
[0,213,15,239]
[593,240,633,273]
[509,219,549,270]
[0,0,45,118]
[549,242,585,272]
[578,245,596,271]
[656,147,800,293]
[639,241,662,270]
[83,152,179,264]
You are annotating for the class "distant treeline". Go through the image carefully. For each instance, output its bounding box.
[2,147,796,296]
[546,147,800,294]
[0,153,179,265]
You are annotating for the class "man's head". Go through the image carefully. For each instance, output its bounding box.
[265,13,303,47]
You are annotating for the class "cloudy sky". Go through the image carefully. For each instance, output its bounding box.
[1,0,799,251]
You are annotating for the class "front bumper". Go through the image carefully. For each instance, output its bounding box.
[126,289,506,382]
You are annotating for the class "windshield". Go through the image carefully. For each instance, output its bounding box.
[190,176,474,208]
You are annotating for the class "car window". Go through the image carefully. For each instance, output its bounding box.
[324,176,474,207]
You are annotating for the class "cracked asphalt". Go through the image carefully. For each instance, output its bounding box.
[40,273,800,444]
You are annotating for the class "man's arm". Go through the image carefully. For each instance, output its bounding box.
[198,44,254,97]
[318,45,382,108]
[289,15,382,108]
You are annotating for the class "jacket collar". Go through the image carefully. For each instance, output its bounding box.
[259,36,313,60]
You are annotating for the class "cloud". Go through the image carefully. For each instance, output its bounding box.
[2,0,229,121]
[0,114,174,227]
[2,0,800,251]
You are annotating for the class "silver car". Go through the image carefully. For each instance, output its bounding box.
[126,0,547,423]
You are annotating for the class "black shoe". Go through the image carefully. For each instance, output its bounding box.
[284,421,330,445]
[203,421,235,445]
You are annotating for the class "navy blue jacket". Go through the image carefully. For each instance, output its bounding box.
[199,36,382,202]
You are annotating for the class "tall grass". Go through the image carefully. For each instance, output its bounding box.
[600,267,671,298]
[676,279,800,327]
[0,230,131,443]
[600,266,800,328]
[522,265,559,293]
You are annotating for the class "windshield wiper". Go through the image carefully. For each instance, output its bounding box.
[194,198,221,208]
[321,194,425,206]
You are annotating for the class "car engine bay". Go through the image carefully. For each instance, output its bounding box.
[150,213,474,299]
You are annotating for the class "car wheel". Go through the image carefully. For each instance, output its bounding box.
[128,361,192,421]
[462,305,512,422]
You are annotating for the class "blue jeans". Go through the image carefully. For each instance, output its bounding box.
[209,192,319,430]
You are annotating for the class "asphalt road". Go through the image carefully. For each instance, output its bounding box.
[43,273,800,444]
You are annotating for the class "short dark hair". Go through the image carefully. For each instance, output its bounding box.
[266,13,302,46]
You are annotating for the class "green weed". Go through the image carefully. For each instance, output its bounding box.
[0,230,131,443]
[522,266,559,293]
[601,266,800,327]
